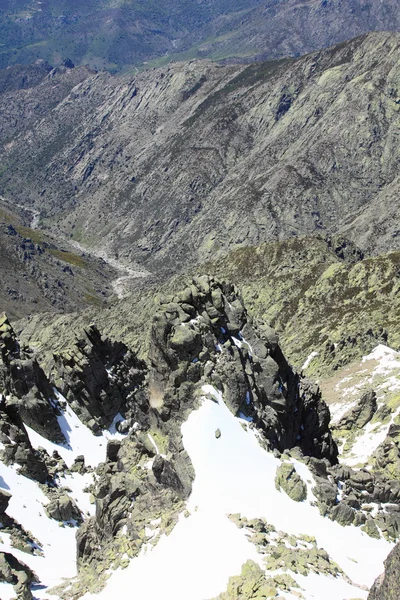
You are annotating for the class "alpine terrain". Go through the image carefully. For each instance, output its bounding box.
[0,6,400,600]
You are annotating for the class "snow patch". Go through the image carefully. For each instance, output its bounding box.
[26,393,125,468]
[81,384,392,600]
[301,351,318,371]
[0,463,77,591]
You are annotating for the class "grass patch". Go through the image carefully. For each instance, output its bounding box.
[83,292,103,306]
[14,224,45,245]
[48,248,87,268]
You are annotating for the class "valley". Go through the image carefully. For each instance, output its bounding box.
[0,14,399,600]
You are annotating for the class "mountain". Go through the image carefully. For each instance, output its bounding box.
[1,29,400,600]
[0,0,400,72]
[0,277,399,600]
[1,32,399,278]
[10,232,399,400]
[0,204,120,319]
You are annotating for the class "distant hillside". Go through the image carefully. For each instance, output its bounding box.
[0,0,399,71]
[0,33,399,275]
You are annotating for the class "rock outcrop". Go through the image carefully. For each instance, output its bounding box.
[308,459,400,540]
[334,390,377,430]
[0,551,38,600]
[0,314,64,444]
[73,276,339,589]
[149,275,338,462]
[369,541,400,600]
[53,324,147,434]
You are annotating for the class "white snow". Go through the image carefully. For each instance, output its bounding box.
[26,393,125,468]
[362,344,400,366]
[0,462,77,591]
[232,336,242,349]
[147,433,160,455]
[342,405,400,467]
[60,471,97,517]
[329,344,400,461]
[81,384,392,600]
[301,351,319,371]
[0,582,17,600]
[294,572,368,600]
[0,395,127,597]
[329,398,358,424]
[239,334,253,356]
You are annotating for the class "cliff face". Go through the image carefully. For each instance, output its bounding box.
[369,542,400,600]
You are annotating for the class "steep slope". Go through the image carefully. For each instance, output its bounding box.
[203,236,400,375]
[369,542,400,600]
[1,33,399,274]
[1,278,399,599]
[15,234,400,385]
[0,206,119,318]
[0,0,400,72]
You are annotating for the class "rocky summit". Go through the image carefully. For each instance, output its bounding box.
[0,18,400,600]
[0,276,398,599]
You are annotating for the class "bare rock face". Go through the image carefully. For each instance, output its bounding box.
[0,551,38,600]
[1,33,400,275]
[149,275,338,462]
[53,324,147,434]
[0,314,65,444]
[368,542,400,600]
[75,276,339,580]
[334,390,377,430]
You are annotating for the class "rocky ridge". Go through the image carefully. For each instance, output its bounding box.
[0,277,399,598]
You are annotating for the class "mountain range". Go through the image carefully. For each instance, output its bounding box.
[1,0,400,72]
[1,32,400,278]
[0,11,400,600]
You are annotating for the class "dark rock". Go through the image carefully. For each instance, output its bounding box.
[70,455,86,474]
[63,58,75,69]
[369,542,400,599]
[334,390,377,430]
[152,455,185,495]
[45,493,82,523]
[0,314,65,444]
[0,488,11,513]
[330,502,355,526]
[54,324,147,432]
[0,551,38,600]
[312,478,337,507]
[362,516,381,539]
[106,439,121,462]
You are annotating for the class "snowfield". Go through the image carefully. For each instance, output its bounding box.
[0,397,127,599]
[81,384,393,600]
[0,461,78,591]
[328,344,400,467]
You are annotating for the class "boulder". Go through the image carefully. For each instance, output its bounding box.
[275,462,307,502]
[45,494,82,523]
[0,488,11,513]
[335,390,377,430]
[0,551,37,600]
[330,502,355,526]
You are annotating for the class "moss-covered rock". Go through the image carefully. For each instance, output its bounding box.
[275,462,307,502]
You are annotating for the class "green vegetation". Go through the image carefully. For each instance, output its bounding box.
[48,249,87,268]
[203,238,400,374]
